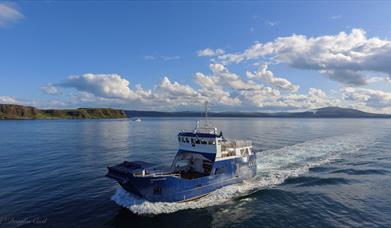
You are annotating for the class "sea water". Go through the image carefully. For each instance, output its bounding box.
[0,118,390,227]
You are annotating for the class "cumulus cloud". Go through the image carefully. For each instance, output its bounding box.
[308,88,326,98]
[207,63,279,93]
[217,28,391,86]
[157,77,197,97]
[58,74,140,100]
[0,3,24,27]
[55,73,204,108]
[39,63,344,111]
[42,84,61,95]
[195,64,284,107]
[246,64,299,92]
[366,76,391,84]
[240,87,335,110]
[197,48,225,57]
[342,87,391,108]
[0,96,19,104]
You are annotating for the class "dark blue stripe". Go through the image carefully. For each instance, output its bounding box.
[178,132,219,138]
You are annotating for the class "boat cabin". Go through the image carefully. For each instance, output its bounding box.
[171,124,253,179]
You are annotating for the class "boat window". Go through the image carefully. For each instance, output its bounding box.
[201,139,207,144]
[191,138,194,143]
[207,141,213,145]
[214,167,226,175]
[175,159,189,168]
[178,136,181,142]
[195,139,200,144]
[182,137,186,143]
[185,138,190,143]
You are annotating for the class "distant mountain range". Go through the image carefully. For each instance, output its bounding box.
[125,107,391,118]
[1,104,390,119]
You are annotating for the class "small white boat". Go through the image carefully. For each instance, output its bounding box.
[135,118,142,122]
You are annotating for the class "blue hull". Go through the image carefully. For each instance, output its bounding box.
[107,155,257,202]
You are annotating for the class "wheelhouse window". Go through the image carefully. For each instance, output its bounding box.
[214,167,226,175]
[195,139,200,144]
[185,138,190,143]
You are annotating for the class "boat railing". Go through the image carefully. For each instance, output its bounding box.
[221,140,252,151]
[133,171,181,178]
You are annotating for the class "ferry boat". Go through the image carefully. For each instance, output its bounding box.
[106,107,257,202]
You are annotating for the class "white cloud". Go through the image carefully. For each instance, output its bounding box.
[342,87,391,108]
[194,70,241,106]
[197,48,225,57]
[156,77,198,97]
[40,64,344,111]
[308,88,326,98]
[0,96,19,104]
[366,76,391,84]
[58,74,138,100]
[42,84,61,95]
[240,87,335,110]
[207,63,276,92]
[55,73,204,108]
[0,3,24,27]
[218,28,391,86]
[194,64,282,107]
[246,64,299,92]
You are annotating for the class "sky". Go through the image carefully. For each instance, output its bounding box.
[0,1,391,113]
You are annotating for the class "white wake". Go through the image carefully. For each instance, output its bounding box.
[111,133,377,215]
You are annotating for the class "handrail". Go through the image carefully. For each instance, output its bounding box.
[133,171,180,177]
[221,140,252,148]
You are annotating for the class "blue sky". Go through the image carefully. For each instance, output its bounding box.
[1,1,391,112]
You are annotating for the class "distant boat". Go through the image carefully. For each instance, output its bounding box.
[135,118,141,122]
[106,103,257,202]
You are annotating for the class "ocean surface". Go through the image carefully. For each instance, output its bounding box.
[0,118,390,227]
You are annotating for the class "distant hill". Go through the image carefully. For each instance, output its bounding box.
[125,107,391,118]
[0,104,127,119]
[1,104,389,120]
